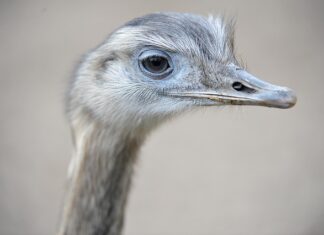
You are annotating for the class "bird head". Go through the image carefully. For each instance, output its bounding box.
[68,13,296,130]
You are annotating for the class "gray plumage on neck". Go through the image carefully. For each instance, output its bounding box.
[58,110,144,235]
[58,12,296,235]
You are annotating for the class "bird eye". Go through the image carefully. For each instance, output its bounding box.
[138,50,173,79]
[142,56,169,73]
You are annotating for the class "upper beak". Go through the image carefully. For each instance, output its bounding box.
[170,67,297,109]
[224,68,297,108]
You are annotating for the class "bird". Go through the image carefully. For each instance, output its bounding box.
[58,12,297,235]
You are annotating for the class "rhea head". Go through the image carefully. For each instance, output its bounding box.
[61,12,297,235]
[67,12,296,132]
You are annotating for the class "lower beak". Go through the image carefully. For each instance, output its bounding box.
[206,89,296,108]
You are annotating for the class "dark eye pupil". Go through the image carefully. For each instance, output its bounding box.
[142,56,169,73]
[150,57,162,67]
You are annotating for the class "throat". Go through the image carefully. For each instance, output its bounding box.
[58,116,143,235]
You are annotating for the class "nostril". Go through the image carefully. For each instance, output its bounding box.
[232,82,244,91]
[232,82,256,93]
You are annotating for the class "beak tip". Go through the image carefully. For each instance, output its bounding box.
[283,88,297,108]
[257,87,297,109]
[275,88,297,109]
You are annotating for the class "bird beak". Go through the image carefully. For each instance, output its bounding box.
[224,68,297,108]
[170,67,297,109]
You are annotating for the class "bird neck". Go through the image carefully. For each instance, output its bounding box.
[58,111,144,235]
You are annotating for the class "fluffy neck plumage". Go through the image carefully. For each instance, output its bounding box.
[58,110,144,235]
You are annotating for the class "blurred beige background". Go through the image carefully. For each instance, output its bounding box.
[1,0,323,234]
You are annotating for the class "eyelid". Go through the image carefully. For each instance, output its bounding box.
[138,49,169,60]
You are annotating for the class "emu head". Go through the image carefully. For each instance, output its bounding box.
[67,13,296,131]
